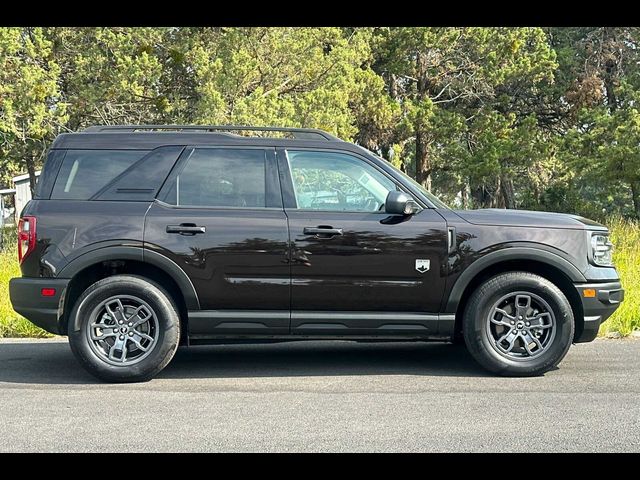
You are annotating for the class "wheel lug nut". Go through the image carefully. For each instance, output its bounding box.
[113,329,118,333]
[129,332,133,336]
[526,322,530,327]
[128,322,132,327]
[119,335,125,340]
[510,321,515,325]
[518,316,523,320]
[119,321,123,325]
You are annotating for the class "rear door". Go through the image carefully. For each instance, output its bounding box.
[144,146,290,337]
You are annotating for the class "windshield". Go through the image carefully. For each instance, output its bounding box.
[359,147,450,209]
[394,168,450,209]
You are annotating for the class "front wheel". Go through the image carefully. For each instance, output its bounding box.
[463,272,574,376]
[68,275,180,382]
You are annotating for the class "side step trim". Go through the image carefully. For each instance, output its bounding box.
[188,310,455,339]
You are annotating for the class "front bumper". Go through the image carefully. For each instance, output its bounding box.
[9,277,69,335]
[574,281,624,343]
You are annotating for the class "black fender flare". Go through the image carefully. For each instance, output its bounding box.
[444,246,586,313]
[57,245,200,310]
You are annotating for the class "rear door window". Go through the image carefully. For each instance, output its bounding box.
[160,148,268,208]
[51,150,148,200]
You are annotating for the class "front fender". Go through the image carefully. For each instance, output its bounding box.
[444,246,586,313]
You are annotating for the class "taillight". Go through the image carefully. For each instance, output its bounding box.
[17,216,37,264]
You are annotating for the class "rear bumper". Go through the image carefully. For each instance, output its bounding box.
[574,281,624,343]
[9,277,69,335]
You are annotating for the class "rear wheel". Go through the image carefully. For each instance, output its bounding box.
[68,275,180,382]
[463,272,574,376]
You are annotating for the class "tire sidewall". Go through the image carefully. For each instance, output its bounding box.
[69,276,180,382]
[465,273,574,375]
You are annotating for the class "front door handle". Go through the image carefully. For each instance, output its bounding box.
[303,226,343,237]
[166,224,206,235]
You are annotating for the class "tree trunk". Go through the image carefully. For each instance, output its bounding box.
[631,180,640,219]
[415,52,432,191]
[380,144,391,162]
[494,176,503,208]
[388,73,398,99]
[602,28,618,112]
[500,173,517,209]
[603,63,618,112]
[415,130,432,191]
[461,182,469,209]
[471,185,491,209]
[26,154,38,197]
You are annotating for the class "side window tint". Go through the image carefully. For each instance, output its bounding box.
[287,150,396,212]
[162,148,267,208]
[51,150,148,200]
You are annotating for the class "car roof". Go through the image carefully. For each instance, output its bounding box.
[52,132,350,150]
[51,125,349,150]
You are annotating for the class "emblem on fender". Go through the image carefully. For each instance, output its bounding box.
[415,259,430,273]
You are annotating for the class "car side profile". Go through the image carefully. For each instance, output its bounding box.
[9,125,624,382]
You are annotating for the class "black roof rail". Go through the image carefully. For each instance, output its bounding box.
[83,125,341,141]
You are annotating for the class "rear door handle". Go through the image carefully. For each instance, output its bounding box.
[303,226,343,237]
[166,224,206,235]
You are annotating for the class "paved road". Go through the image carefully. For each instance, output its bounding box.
[0,338,638,452]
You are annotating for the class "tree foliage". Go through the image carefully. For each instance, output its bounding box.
[1,26,639,220]
[0,28,66,190]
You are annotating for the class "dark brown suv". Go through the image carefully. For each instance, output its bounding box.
[9,125,624,382]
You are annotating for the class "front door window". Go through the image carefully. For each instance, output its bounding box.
[287,150,396,212]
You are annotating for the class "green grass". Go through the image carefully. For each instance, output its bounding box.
[599,217,640,336]
[0,219,638,338]
[0,228,51,338]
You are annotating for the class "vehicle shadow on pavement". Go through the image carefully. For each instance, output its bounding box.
[162,341,489,380]
[0,340,489,384]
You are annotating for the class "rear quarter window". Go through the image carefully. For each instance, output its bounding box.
[51,150,149,200]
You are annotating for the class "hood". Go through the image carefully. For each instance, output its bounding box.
[453,208,607,230]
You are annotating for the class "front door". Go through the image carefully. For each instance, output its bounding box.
[144,146,290,337]
[278,148,448,336]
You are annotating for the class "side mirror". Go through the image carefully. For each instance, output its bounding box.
[385,191,420,215]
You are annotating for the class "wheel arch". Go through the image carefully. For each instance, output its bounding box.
[58,246,198,338]
[447,248,586,343]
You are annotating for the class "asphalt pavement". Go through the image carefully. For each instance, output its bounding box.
[0,337,638,452]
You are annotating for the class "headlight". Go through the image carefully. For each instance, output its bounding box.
[590,233,614,266]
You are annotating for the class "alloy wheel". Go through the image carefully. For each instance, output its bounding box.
[86,295,160,366]
[486,291,556,360]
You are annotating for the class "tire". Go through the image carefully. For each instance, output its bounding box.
[463,271,574,377]
[68,275,181,383]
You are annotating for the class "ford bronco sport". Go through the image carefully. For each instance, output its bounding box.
[9,125,624,382]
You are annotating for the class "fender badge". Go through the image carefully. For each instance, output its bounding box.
[415,259,430,273]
